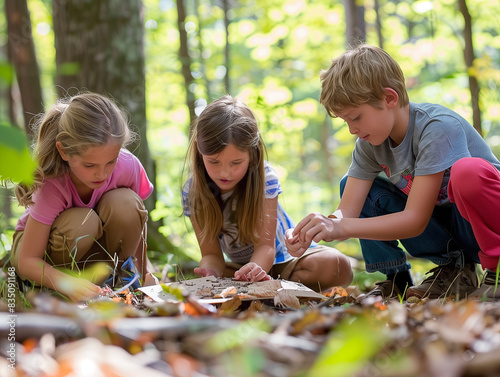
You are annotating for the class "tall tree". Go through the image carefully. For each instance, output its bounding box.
[344,0,366,47]
[193,0,211,100]
[52,0,169,254]
[176,0,196,126]
[222,0,230,94]
[5,0,44,140]
[457,0,482,135]
[373,0,384,49]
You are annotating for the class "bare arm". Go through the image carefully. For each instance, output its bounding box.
[234,197,277,282]
[190,216,226,277]
[287,173,444,251]
[11,216,101,302]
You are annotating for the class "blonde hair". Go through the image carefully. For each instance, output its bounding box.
[185,95,266,246]
[15,92,135,207]
[320,44,409,117]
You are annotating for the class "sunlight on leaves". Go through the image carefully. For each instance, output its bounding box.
[0,62,13,85]
[261,80,293,106]
[0,123,36,184]
[57,262,110,284]
[78,262,111,284]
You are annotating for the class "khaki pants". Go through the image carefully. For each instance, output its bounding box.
[12,188,148,270]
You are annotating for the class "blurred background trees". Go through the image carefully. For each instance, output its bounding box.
[1,0,499,276]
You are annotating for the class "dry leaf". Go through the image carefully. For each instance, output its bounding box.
[214,286,237,298]
[274,290,301,309]
[220,296,242,312]
[325,286,348,298]
[247,280,282,297]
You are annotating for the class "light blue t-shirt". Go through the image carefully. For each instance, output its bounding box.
[182,162,297,264]
[348,102,500,205]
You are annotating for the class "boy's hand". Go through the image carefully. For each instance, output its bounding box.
[234,262,271,282]
[292,212,340,245]
[194,267,221,278]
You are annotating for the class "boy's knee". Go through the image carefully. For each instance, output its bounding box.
[450,157,492,198]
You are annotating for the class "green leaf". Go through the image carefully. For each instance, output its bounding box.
[161,283,188,300]
[308,314,388,377]
[207,318,271,354]
[0,62,14,85]
[0,123,36,184]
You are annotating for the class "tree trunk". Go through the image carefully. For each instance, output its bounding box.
[373,0,384,49]
[344,0,366,47]
[193,0,211,101]
[222,0,230,94]
[52,0,172,254]
[176,0,196,126]
[5,0,44,141]
[457,0,482,136]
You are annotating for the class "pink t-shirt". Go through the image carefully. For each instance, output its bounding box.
[16,148,154,231]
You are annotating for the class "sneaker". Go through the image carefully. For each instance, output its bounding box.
[364,279,403,300]
[104,256,141,291]
[406,262,478,299]
[469,270,500,300]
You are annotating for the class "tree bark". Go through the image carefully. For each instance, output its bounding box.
[193,0,211,100]
[373,0,384,49]
[5,0,44,141]
[52,0,172,254]
[222,0,230,94]
[457,0,482,136]
[176,0,196,126]
[344,0,366,47]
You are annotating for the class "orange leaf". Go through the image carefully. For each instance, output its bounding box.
[326,286,348,298]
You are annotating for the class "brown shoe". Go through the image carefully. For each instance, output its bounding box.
[406,262,478,299]
[364,279,403,300]
[469,270,500,300]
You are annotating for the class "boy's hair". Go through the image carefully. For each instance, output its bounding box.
[320,44,409,117]
[185,95,266,246]
[16,92,135,206]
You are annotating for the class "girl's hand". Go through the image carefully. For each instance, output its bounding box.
[194,267,222,278]
[284,228,309,257]
[234,263,272,282]
[59,276,101,303]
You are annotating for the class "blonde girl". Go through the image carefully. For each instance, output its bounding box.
[182,95,352,291]
[10,92,154,302]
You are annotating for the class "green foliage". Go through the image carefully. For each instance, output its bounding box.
[0,61,13,85]
[207,318,272,354]
[308,314,389,377]
[0,123,36,185]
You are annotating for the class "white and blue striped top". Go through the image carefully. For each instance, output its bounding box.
[182,162,305,265]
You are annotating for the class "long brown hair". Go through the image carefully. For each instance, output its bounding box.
[184,95,266,245]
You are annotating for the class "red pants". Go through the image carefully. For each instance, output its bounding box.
[448,157,500,270]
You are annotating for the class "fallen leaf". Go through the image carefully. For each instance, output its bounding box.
[214,286,237,298]
[274,290,300,310]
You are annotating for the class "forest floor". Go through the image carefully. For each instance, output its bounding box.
[1,270,500,377]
